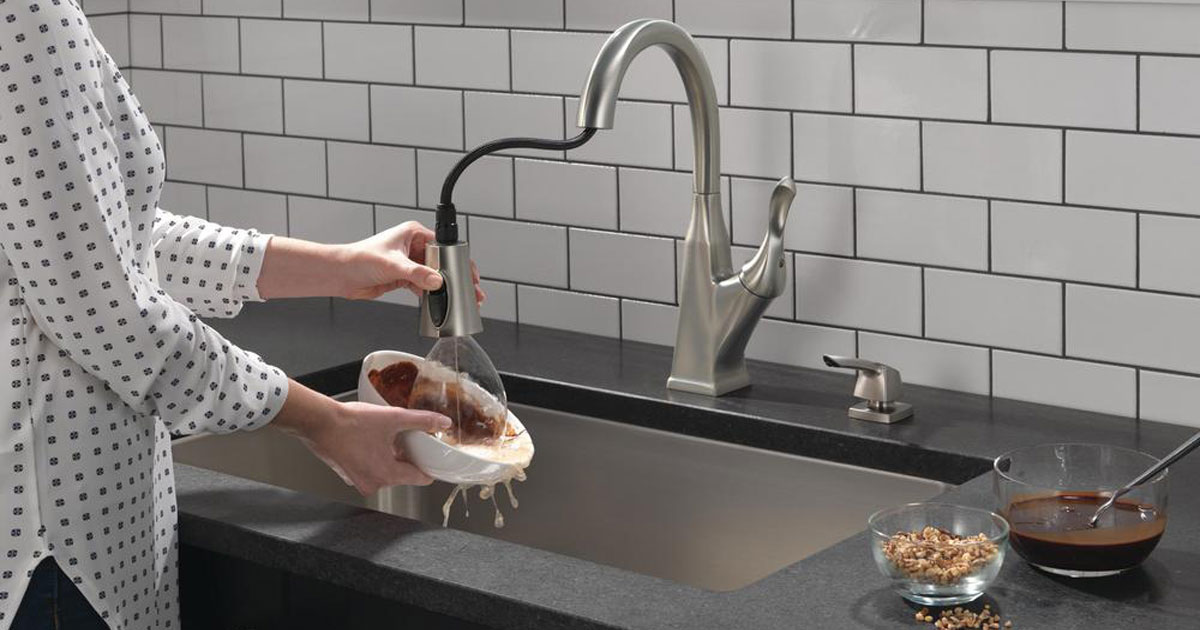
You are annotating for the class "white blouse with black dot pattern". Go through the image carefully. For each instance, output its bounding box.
[0,1,289,628]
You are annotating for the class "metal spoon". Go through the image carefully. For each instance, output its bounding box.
[1088,431,1200,528]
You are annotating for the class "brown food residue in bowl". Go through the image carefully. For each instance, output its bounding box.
[367,361,419,407]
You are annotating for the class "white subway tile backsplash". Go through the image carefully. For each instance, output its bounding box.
[570,229,675,302]
[991,202,1135,286]
[284,0,368,21]
[855,46,987,121]
[746,319,857,372]
[993,351,1136,417]
[1140,371,1200,428]
[792,0,920,43]
[464,93,564,157]
[162,16,239,72]
[565,0,672,31]
[676,107,790,178]
[371,86,463,150]
[567,99,673,169]
[1067,131,1200,216]
[856,190,988,270]
[244,135,327,196]
[287,197,374,244]
[469,218,567,287]
[730,41,851,112]
[1068,285,1200,374]
[515,160,617,229]
[676,0,790,39]
[793,113,920,189]
[465,0,562,29]
[241,19,323,78]
[923,122,1062,203]
[1140,215,1200,296]
[132,70,203,126]
[796,255,922,335]
[327,143,416,205]
[159,182,208,218]
[206,187,288,234]
[414,27,509,90]
[621,300,679,347]
[129,15,162,68]
[91,14,130,66]
[204,0,280,17]
[925,0,1061,49]
[324,23,414,84]
[992,52,1136,130]
[731,178,854,256]
[1067,3,1200,55]
[132,0,198,13]
[926,270,1061,354]
[285,80,370,142]
[618,169,730,239]
[1142,56,1200,135]
[371,0,462,25]
[478,279,517,322]
[858,333,991,396]
[511,31,605,95]
[165,127,243,187]
[375,205,434,232]
[517,286,620,338]
[203,75,283,133]
[85,0,131,14]
[416,150,513,218]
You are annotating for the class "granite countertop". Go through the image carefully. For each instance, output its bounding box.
[180,297,1200,629]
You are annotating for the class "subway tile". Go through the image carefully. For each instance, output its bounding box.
[923,122,1061,202]
[565,0,672,31]
[165,128,243,187]
[517,286,620,338]
[284,0,368,20]
[1140,214,1200,295]
[1141,57,1200,135]
[621,300,678,347]
[325,23,414,84]
[796,255,922,335]
[676,107,790,178]
[84,0,131,14]
[464,93,564,158]
[515,160,617,229]
[90,15,130,66]
[858,333,991,396]
[746,319,857,372]
[371,86,462,150]
[1067,131,1200,215]
[855,46,987,121]
[204,0,280,16]
[730,41,851,112]
[287,197,374,244]
[414,27,509,90]
[371,0,462,25]
[993,352,1136,417]
[131,70,203,126]
[731,178,853,256]
[132,0,198,12]
[1140,371,1200,428]
[793,113,920,189]
[158,182,208,218]
[570,229,675,302]
[925,0,1061,49]
[1068,285,1200,373]
[327,143,416,206]
[241,19,323,78]
[567,99,673,169]
[416,150,512,218]
[129,15,162,68]
[375,205,435,233]
[676,0,791,38]
[1067,3,1200,55]
[469,217,567,287]
[285,80,370,142]
[926,269,1061,354]
[465,0,562,28]
[856,190,988,270]
[478,279,517,322]
[618,169,730,239]
[992,52,1135,130]
[991,202,1135,286]
[162,16,239,72]
[732,246,795,320]
[511,31,606,95]
[793,0,921,43]
[203,75,284,134]
[206,187,288,235]
[244,135,327,196]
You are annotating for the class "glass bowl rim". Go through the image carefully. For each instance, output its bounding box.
[867,502,1010,544]
[993,442,1166,490]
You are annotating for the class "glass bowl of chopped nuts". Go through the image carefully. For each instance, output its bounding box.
[869,503,1009,606]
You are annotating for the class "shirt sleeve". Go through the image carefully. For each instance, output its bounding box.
[150,209,272,318]
[0,6,288,435]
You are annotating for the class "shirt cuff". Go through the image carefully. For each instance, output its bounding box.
[234,231,272,303]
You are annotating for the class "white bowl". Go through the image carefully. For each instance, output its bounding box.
[358,350,534,486]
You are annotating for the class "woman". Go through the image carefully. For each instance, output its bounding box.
[0,2,480,628]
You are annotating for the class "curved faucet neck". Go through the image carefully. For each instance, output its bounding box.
[576,19,721,196]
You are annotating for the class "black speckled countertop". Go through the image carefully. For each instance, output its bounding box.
[181,297,1200,629]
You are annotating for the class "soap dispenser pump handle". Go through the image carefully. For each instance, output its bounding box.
[822,355,903,405]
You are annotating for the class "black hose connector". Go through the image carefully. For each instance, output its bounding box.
[436,127,599,244]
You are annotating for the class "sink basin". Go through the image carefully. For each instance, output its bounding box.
[173,399,947,591]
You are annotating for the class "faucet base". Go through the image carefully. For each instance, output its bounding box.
[667,365,750,396]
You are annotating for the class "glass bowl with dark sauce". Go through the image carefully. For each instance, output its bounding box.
[994,444,1167,578]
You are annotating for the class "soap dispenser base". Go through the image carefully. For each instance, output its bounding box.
[848,401,913,424]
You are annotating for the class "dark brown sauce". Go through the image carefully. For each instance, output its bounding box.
[368,361,419,407]
[1004,493,1165,572]
[409,377,505,444]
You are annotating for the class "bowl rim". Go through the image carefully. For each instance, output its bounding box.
[867,502,1010,544]
[992,442,1167,490]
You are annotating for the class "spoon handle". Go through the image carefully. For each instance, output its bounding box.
[1118,431,1200,496]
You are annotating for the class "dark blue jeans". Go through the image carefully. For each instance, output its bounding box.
[12,559,107,630]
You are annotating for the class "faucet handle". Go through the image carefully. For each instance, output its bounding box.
[739,176,795,299]
[822,354,913,424]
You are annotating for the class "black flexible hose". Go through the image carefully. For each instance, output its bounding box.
[436,127,599,244]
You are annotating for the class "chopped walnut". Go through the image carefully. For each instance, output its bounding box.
[882,526,999,585]
[914,605,1013,630]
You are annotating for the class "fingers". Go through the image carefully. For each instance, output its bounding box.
[394,255,442,291]
[393,408,453,433]
[470,260,486,304]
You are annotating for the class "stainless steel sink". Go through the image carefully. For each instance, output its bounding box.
[173,399,947,591]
